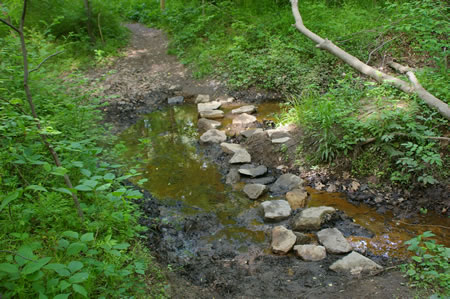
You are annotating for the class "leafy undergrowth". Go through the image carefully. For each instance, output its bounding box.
[0,31,168,298]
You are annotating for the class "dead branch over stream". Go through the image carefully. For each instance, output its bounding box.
[290,0,449,120]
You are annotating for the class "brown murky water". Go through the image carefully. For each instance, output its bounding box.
[119,102,449,259]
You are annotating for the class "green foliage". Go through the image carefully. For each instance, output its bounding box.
[402,231,450,296]
[0,28,167,298]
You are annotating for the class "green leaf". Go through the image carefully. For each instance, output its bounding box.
[74,185,93,192]
[54,188,73,196]
[103,173,115,180]
[0,190,20,212]
[16,245,36,266]
[66,242,87,256]
[81,169,91,177]
[53,293,71,299]
[26,185,48,192]
[113,243,130,250]
[59,280,71,291]
[72,284,88,297]
[22,257,52,275]
[0,263,19,274]
[80,233,94,243]
[44,263,66,271]
[67,261,83,273]
[422,231,435,238]
[412,256,422,263]
[62,231,79,239]
[96,183,111,191]
[51,167,68,176]
[69,272,89,284]
[55,268,71,277]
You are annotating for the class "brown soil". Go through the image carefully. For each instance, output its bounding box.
[90,23,421,298]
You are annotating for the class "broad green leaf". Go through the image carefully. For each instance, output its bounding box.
[81,169,91,177]
[103,173,115,180]
[69,272,89,284]
[72,284,88,297]
[51,167,68,176]
[113,243,130,250]
[53,293,71,299]
[16,245,36,266]
[67,242,87,256]
[54,268,71,277]
[74,185,93,192]
[411,256,422,263]
[26,185,48,192]
[54,188,73,196]
[44,263,66,271]
[59,280,71,291]
[0,190,20,212]
[62,231,79,239]
[39,292,49,299]
[422,231,435,238]
[80,233,94,243]
[83,180,98,188]
[22,257,52,275]
[0,263,19,274]
[67,261,83,273]
[96,183,111,191]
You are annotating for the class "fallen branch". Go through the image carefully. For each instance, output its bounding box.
[290,0,450,120]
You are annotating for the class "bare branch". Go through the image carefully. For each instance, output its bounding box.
[0,250,36,261]
[366,36,399,65]
[29,51,64,74]
[388,61,414,73]
[0,17,20,33]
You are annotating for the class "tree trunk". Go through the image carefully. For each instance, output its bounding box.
[290,0,450,120]
[83,0,96,44]
[160,0,165,11]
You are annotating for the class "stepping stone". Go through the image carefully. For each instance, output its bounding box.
[198,101,222,112]
[317,228,352,254]
[220,142,244,154]
[270,173,303,194]
[232,105,256,114]
[238,165,267,177]
[266,128,291,139]
[199,129,226,144]
[294,232,312,245]
[225,169,240,185]
[329,251,383,274]
[199,110,224,119]
[232,113,257,126]
[291,206,336,231]
[294,245,327,261]
[243,184,267,199]
[261,200,291,221]
[195,94,211,103]
[198,118,221,131]
[242,176,276,185]
[168,96,184,105]
[271,226,296,255]
[272,137,291,144]
[241,128,264,138]
[229,149,251,164]
[286,188,308,210]
[216,96,235,104]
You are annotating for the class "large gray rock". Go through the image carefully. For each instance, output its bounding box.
[199,110,224,119]
[220,142,244,154]
[261,200,291,221]
[200,129,226,144]
[241,128,264,138]
[271,226,296,255]
[225,168,240,185]
[243,184,267,200]
[232,113,257,126]
[238,165,267,178]
[198,101,222,112]
[294,245,327,261]
[229,149,251,164]
[232,105,256,114]
[242,176,276,185]
[291,206,336,231]
[266,128,291,139]
[168,96,184,105]
[286,189,308,210]
[270,174,303,194]
[195,94,211,103]
[198,118,221,131]
[330,252,383,274]
[317,228,352,254]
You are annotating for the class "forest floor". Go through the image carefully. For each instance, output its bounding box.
[87,23,432,298]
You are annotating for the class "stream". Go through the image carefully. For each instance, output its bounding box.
[118,99,449,297]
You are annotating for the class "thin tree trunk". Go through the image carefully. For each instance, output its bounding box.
[0,0,85,220]
[83,0,96,44]
[160,0,165,11]
[290,0,450,120]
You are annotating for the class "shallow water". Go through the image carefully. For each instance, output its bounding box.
[119,102,449,258]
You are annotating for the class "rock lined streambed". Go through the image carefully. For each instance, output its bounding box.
[118,95,449,298]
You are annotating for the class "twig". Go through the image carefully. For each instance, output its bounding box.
[0,17,20,34]
[396,221,450,230]
[29,51,64,74]
[13,164,30,186]
[0,97,27,115]
[0,250,36,261]
[366,36,399,65]
[388,61,415,73]
[97,13,104,44]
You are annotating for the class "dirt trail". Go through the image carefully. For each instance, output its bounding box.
[91,24,417,298]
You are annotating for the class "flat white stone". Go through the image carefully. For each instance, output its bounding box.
[199,110,224,119]
[229,149,251,164]
[271,226,296,255]
[198,101,222,112]
[243,184,267,199]
[199,129,226,144]
[232,105,256,114]
[195,94,211,103]
[272,137,291,144]
[261,200,291,221]
[220,142,244,154]
[330,251,383,274]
